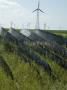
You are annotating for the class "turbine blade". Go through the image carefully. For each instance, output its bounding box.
[32,9,38,13]
[39,9,44,13]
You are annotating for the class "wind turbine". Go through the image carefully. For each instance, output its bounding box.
[33,1,44,30]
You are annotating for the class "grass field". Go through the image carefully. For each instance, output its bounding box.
[0,33,67,90]
[47,30,67,38]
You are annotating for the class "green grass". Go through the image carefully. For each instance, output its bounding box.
[47,30,67,38]
[28,43,67,83]
[0,36,67,90]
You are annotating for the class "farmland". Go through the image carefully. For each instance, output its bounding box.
[47,30,67,38]
[0,28,67,90]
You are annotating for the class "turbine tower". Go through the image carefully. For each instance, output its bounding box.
[33,1,44,30]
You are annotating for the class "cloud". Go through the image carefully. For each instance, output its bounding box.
[0,0,19,7]
[0,0,50,29]
[0,0,67,29]
[0,0,33,28]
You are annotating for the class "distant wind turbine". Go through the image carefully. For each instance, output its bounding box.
[33,1,44,30]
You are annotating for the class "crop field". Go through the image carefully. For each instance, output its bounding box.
[47,30,67,38]
[0,28,67,90]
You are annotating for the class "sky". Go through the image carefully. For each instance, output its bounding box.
[0,0,67,30]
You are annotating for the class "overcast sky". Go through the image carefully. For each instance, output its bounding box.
[0,0,67,30]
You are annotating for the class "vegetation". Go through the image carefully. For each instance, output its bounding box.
[0,31,67,90]
[47,30,67,38]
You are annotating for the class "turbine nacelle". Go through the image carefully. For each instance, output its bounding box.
[33,9,44,13]
[33,1,44,13]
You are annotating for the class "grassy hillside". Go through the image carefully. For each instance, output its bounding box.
[0,34,67,90]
